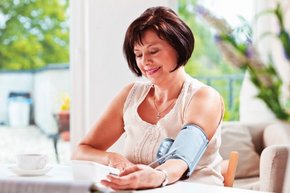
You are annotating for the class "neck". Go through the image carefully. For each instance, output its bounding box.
[153,70,187,102]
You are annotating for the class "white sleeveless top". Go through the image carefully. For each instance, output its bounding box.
[122,75,224,186]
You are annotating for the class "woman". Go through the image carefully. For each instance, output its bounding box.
[72,6,224,190]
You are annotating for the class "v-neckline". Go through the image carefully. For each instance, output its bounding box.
[135,79,188,127]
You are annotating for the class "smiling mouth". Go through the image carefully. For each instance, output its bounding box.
[145,67,160,75]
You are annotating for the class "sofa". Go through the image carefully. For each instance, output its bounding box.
[220,121,290,193]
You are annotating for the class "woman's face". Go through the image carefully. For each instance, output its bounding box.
[133,30,178,84]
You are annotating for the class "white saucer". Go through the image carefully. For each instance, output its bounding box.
[8,165,53,176]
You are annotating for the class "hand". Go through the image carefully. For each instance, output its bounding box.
[107,152,134,171]
[100,164,164,190]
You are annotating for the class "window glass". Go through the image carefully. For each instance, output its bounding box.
[178,0,254,120]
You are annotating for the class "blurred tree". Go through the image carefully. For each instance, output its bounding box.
[178,0,242,76]
[178,0,244,120]
[0,0,69,70]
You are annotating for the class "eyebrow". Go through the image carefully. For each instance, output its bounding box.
[133,43,160,52]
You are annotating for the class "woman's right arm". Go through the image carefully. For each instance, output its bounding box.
[71,83,135,170]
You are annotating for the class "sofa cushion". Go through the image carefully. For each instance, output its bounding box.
[220,124,260,178]
[234,176,260,190]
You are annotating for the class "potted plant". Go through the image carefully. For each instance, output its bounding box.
[54,95,70,141]
[194,3,290,121]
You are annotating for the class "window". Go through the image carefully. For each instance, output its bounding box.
[178,0,254,120]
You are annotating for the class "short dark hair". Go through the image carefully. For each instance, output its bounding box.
[123,6,195,77]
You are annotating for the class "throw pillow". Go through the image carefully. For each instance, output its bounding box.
[220,124,260,178]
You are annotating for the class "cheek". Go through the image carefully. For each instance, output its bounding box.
[136,60,143,69]
[136,62,145,75]
[136,61,141,69]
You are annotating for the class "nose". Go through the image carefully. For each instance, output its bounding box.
[141,54,151,66]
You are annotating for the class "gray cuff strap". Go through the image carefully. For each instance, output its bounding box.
[164,124,209,177]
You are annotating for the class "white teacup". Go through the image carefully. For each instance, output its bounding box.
[16,154,48,170]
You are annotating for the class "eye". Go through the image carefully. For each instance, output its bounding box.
[135,53,142,58]
[149,49,159,54]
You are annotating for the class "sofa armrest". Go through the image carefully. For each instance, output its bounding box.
[283,158,290,193]
[245,122,270,155]
[263,122,290,147]
[260,145,290,193]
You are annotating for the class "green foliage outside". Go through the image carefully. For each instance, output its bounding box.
[0,0,69,70]
[0,0,244,120]
[178,0,244,120]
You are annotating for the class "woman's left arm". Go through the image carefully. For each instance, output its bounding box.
[155,86,224,185]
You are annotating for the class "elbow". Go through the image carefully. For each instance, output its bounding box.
[206,127,217,140]
[70,150,78,160]
[71,143,84,160]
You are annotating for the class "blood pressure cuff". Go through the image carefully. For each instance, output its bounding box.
[156,124,209,178]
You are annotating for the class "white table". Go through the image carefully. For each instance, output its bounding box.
[0,164,270,193]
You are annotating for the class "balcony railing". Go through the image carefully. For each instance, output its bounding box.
[196,74,244,120]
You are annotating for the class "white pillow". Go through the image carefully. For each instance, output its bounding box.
[220,124,260,178]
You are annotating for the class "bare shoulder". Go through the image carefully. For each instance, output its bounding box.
[103,82,136,120]
[192,86,222,105]
[122,82,135,93]
[102,82,135,122]
[113,82,135,103]
[184,86,224,139]
[79,82,135,150]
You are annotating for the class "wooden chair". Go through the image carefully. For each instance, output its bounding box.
[221,151,239,187]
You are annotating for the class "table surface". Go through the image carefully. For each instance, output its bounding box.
[0,164,270,193]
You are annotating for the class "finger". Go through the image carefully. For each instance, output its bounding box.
[108,163,124,171]
[112,162,134,172]
[119,165,141,176]
[107,173,137,185]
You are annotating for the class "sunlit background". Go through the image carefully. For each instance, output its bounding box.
[0,0,289,191]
